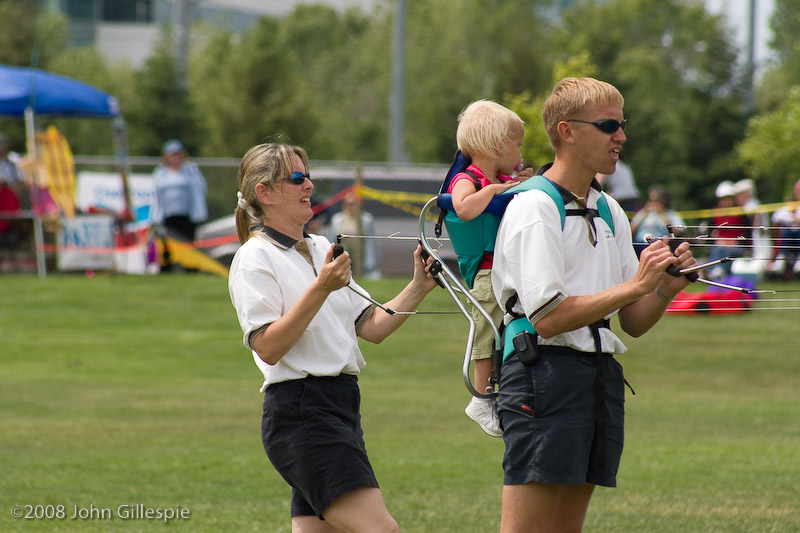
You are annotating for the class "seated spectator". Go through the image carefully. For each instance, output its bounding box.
[706,181,750,280]
[0,183,23,271]
[630,185,684,256]
[0,133,24,272]
[734,178,769,260]
[768,179,800,280]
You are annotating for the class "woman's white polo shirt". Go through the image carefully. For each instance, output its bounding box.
[229,227,374,391]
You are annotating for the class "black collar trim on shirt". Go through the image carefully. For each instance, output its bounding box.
[251,225,309,250]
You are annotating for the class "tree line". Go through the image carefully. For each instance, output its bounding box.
[0,0,798,210]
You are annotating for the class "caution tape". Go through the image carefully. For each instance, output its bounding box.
[356,185,439,220]
[676,201,800,221]
[354,185,800,225]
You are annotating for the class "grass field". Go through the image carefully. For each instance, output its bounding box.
[1,273,799,532]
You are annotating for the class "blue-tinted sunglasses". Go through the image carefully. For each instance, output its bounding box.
[285,171,311,185]
[566,118,627,134]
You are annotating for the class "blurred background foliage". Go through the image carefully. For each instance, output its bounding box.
[0,0,798,209]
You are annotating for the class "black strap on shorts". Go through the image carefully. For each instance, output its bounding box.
[589,321,608,470]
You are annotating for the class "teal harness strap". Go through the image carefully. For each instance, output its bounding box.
[506,175,566,226]
[502,317,535,362]
[506,175,615,233]
[595,193,615,235]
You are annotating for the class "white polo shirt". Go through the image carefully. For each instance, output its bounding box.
[228,227,373,391]
[492,180,639,354]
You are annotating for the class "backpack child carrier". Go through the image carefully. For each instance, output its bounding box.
[424,152,619,403]
[436,151,616,289]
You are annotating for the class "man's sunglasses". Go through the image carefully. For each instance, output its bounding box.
[285,171,311,185]
[566,118,628,134]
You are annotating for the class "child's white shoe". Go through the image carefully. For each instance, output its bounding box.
[465,396,502,437]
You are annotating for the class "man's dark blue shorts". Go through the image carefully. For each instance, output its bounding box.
[262,374,379,518]
[498,350,626,488]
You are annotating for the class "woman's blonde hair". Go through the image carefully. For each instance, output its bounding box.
[234,143,309,244]
[542,77,624,150]
[456,100,524,159]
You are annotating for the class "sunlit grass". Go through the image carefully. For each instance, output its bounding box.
[1,274,799,531]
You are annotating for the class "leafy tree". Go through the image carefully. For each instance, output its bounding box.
[44,48,137,156]
[0,0,67,67]
[122,28,201,156]
[758,0,800,111]
[189,17,318,158]
[0,1,70,149]
[549,0,748,209]
[738,86,800,202]
[506,51,599,171]
[403,0,551,163]
[280,5,389,160]
[738,0,800,202]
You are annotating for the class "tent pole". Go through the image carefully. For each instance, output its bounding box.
[112,116,133,222]
[25,106,46,278]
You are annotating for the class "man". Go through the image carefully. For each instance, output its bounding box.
[491,77,695,532]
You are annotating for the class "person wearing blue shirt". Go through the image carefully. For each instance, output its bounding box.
[151,139,208,242]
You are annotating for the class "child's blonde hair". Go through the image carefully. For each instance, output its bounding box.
[542,77,624,150]
[456,100,523,160]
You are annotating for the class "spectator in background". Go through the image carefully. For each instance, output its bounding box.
[734,178,769,260]
[0,132,24,200]
[152,139,208,242]
[329,192,380,279]
[629,185,684,256]
[768,179,800,280]
[0,133,24,271]
[706,180,749,280]
[597,158,639,213]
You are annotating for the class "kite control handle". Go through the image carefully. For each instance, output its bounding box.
[333,235,344,259]
[666,238,699,282]
[419,240,445,288]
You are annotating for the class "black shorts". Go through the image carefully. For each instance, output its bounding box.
[261,374,379,518]
[498,350,625,487]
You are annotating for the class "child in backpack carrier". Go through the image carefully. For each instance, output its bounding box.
[449,100,532,437]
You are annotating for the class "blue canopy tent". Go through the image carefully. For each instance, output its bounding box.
[0,63,120,117]
[0,64,132,277]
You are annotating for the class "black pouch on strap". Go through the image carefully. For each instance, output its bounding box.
[512,331,540,366]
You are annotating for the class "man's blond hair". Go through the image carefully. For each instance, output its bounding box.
[456,100,523,159]
[542,77,624,150]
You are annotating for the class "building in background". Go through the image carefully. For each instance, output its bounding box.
[44,0,379,68]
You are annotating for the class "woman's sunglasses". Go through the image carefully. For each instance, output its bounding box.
[566,118,628,134]
[285,171,311,185]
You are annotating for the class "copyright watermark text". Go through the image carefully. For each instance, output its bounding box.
[11,504,191,523]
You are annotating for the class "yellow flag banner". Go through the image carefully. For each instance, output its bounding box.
[37,125,77,218]
[154,235,229,277]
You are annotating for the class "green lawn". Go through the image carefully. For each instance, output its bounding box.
[1,274,799,532]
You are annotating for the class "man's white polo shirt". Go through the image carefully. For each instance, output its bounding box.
[492,181,639,354]
[229,227,374,391]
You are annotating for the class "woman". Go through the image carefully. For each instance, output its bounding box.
[228,143,438,532]
[152,139,208,242]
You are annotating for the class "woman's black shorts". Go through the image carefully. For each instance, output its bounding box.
[262,374,379,518]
